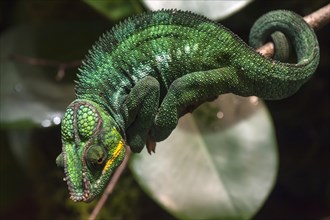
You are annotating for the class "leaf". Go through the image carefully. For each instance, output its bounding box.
[143,0,253,20]
[83,0,143,21]
[130,94,278,220]
[0,22,109,128]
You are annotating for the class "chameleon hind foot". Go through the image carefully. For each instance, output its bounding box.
[150,67,237,142]
[146,135,156,154]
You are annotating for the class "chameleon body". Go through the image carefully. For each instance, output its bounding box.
[56,10,319,202]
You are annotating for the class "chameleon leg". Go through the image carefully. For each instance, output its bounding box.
[123,76,160,153]
[150,67,238,142]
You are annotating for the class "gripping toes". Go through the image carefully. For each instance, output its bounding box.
[151,106,179,142]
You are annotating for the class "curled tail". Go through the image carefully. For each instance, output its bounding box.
[249,10,319,68]
[244,10,319,99]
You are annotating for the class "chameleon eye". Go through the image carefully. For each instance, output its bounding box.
[96,157,104,165]
[86,145,106,166]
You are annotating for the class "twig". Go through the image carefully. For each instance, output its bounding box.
[256,3,330,57]
[9,54,81,81]
[304,3,330,30]
[89,148,132,220]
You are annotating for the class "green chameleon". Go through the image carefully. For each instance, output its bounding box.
[56,10,319,202]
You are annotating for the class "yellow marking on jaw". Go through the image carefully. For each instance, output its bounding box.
[102,140,124,173]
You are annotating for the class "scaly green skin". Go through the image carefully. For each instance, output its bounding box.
[56,10,319,202]
[58,100,125,201]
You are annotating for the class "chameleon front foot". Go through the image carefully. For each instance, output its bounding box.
[123,76,160,153]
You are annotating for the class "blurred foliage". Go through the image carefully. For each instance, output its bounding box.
[131,95,278,220]
[0,0,329,220]
[83,0,144,21]
[143,0,253,20]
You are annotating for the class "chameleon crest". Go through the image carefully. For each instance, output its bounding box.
[57,9,319,202]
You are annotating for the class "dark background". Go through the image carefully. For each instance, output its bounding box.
[0,0,329,219]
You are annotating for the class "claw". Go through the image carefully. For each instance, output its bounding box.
[146,135,156,154]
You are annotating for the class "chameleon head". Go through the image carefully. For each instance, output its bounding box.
[56,99,126,202]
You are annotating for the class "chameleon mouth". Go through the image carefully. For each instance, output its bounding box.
[64,170,92,202]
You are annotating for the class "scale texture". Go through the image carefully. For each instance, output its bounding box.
[56,9,319,202]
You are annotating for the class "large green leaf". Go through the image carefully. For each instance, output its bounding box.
[130,94,278,220]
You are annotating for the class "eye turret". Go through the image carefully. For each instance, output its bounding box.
[86,145,106,167]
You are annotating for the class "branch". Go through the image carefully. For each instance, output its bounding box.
[9,54,81,81]
[89,148,132,220]
[256,3,330,57]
